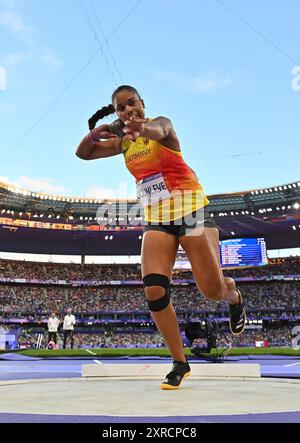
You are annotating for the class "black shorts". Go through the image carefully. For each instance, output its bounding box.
[142,209,219,238]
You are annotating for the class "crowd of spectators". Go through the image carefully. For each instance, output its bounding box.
[0,281,299,317]
[1,256,299,283]
[18,329,165,349]
[1,257,299,350]
[0,260,139,281]
[16,325,295,349]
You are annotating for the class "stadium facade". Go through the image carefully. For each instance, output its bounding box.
[0,180,299,256]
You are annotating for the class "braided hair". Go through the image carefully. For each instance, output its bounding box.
[88,104,115,131]
[88,85,142,136]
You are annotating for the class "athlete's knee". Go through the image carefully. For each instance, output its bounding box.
[144,286,165,300]
[143,274,170,312]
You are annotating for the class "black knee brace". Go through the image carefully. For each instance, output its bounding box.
[143,273,170,312]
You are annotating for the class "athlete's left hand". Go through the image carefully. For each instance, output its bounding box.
[123,116,148,141]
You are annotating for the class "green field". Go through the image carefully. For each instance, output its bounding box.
[1,347,300,358]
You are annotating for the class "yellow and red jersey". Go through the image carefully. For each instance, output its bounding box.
[122,135,209,222]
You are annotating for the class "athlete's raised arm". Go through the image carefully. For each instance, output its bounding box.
[76,124,122,160]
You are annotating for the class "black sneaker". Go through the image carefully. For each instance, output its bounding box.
[229,289,246,335]
[160,360,191,390]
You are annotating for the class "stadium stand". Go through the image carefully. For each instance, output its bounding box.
[0,180,299,350]
[0,258,299,349]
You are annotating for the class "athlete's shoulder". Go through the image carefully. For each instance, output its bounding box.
[151,116,173,124]
[152,117,180,152]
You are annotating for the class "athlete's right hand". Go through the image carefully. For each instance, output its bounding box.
[90,125,118,141]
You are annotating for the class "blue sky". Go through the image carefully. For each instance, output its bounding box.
[0,0,300,200]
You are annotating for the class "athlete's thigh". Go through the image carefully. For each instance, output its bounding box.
[141,230,179,279]
[179,227,225,297]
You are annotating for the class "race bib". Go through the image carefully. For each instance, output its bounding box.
[136,173,171,206]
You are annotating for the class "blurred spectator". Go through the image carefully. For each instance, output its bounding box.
[63,308,76,349]
[47,312,60,345]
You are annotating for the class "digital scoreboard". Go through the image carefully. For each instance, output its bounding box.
[219,237,268,268]
[174,237,268,269]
